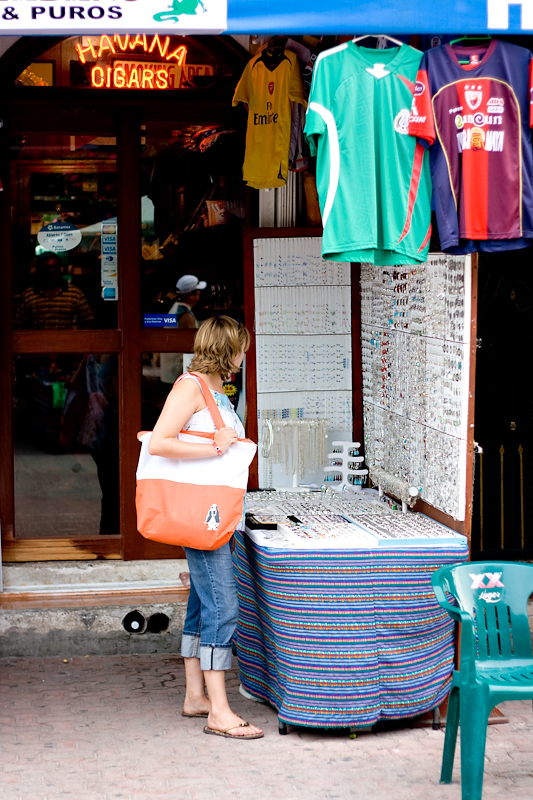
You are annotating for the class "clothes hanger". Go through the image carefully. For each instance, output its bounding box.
[263,35,289,68]
[353,34,405,47]
[450,35,492,64]
[450,35,492,46]
[266,35,288,52]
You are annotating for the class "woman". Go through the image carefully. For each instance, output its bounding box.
[149,316,263,740]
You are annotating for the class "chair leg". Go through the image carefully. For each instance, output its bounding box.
[458,688,490,800]
[440,686,459,784]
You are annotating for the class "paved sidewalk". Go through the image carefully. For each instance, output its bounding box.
[1,653,532,800]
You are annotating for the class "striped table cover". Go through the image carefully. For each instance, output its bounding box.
[234,529,469,728]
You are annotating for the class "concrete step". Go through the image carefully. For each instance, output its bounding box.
[2,558,188,588]
[0,560,190,658]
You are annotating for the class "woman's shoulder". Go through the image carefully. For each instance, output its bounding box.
[171,373,203,398]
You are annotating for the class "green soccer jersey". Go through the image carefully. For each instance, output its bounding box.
[304,42,432,266]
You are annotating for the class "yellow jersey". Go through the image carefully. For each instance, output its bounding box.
[233,49,307,190]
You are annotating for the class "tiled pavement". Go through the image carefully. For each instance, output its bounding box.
[1,653,533,800]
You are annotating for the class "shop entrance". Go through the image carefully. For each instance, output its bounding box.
[472,250,533,560]
[0,35,248,562]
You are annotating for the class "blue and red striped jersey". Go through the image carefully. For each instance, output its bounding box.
[409,39,533,254]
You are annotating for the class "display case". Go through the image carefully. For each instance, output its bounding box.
[239,229,478,731]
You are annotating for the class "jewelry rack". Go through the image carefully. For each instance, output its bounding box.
[360,254,472,520]
[324,441,368,491]
[262,417,329,488]
[253,237,353,488]
[368,465,419,511]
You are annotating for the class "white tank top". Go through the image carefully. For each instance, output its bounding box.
[181,373,245,438]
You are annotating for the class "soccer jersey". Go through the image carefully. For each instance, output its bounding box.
[409,40,533,253]
[232,49,307,190]
[304,42,432,266]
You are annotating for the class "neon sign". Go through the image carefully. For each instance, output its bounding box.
[75,34,187,65]
[75,34,215,90]
[91,62,180,90]
[75,33,193,90]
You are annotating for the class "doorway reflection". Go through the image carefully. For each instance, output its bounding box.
[14,353,119,538]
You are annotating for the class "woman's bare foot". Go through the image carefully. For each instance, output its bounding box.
[206,709,263,737]
[183,693,211,717]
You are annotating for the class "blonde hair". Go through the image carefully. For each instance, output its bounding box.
[188,316,251,377]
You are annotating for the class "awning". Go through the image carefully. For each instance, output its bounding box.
[227,0,533,35]
[1,0,532,37]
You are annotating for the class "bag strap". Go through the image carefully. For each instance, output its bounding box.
[176,372,226,431]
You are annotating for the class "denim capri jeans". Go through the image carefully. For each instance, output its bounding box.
[180,540,239,671]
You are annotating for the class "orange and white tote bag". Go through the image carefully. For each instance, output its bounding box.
[135,373,257,550]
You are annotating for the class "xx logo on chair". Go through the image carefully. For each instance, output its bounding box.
[469,572,505,602]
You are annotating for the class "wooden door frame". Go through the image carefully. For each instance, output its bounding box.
[117,113,195,561]
[0,110,197,562]
[0,117,125,561]
[0,35,250,561]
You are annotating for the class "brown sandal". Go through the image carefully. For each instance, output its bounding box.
[204,721,264,739]
[182,711,209,718]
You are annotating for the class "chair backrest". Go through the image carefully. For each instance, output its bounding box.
[433,561,533,662]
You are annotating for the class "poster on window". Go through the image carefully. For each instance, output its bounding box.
[37,221,82,254]
[101,220,118,301]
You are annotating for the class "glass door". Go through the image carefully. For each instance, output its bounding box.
[0,34,250,561]
[125,117,248,560]
[0,113,248,562]
[138,119,246,432]
[12,140,119,542]
[1,124,123,560]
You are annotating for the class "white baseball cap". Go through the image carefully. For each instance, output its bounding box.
[176,274,207,294]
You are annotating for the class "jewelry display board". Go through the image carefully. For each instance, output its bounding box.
[253,237,352,487]
[361,255,472,521]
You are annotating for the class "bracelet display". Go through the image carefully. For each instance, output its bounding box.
[212,440,223,457]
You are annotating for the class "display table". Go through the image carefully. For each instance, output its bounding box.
[234,527,469,730]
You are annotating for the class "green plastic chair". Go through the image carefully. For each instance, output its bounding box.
[432,561,533,800]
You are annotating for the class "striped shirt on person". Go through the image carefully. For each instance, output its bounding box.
[15,282,94,329]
